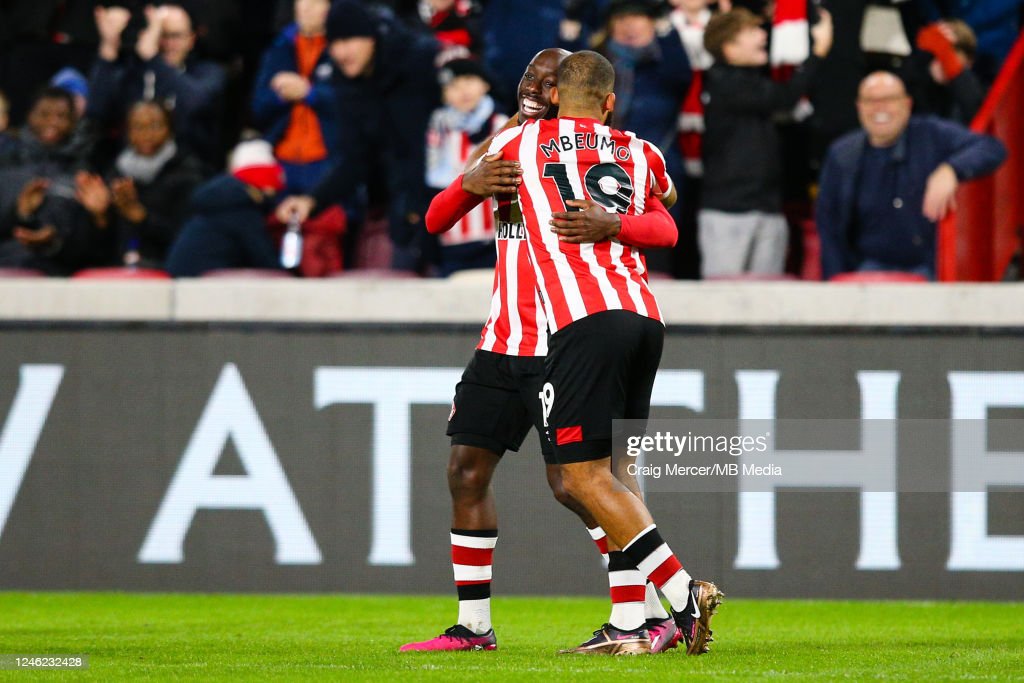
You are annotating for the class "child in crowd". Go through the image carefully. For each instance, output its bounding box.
[425,59,506,276]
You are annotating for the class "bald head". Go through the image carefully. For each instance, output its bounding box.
[554,50,615,116]
[856,71,912,147]
[517,48,571,121]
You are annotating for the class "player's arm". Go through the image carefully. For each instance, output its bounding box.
[549,196,677,248]
[426,141,523,235]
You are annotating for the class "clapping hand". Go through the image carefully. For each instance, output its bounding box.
[16,179,49,220]
[270,72,312,102]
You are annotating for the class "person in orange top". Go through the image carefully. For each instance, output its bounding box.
[251,0,340,194]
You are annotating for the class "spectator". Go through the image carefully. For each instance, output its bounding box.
[425,59,507,276]
[698,7,833,277]
[670,0,714,177]
[669,0,716,278]
[88,4,227,166]
[0,88,102,274]
[816,72,1007,280]
[563,0,692,149]
[251,0,340,195]
[100,100,207,268]
[390,0,482,59]
[906,20,984,125]
[915,0,1024,83]
[50,68,90,120]
[276,0,441,271]
[0,91,14,157]
[165,140,285,277]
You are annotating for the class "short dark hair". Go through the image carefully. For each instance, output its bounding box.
[128,99,176,134]
[28,86,75,115]
[556,50,615,107]
[703,8,763,63]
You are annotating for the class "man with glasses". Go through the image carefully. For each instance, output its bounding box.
[816,71,1005,280]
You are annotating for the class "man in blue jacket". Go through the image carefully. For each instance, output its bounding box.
[251,0,341,195]
[816,71,1006,280]
[276,0,440,271]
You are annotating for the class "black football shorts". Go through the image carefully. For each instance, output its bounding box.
[447,349,555,463]
[541,309,664,464]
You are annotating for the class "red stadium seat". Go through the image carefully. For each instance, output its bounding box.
[829,271,929,283]
[0,268,47,278]
[704,273,800,282]
[329,269,420,279]
[200,269,293,279]
[72,267,171,280]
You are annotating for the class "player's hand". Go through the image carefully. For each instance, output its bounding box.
[276,195,316,224]
[462,152,521,197]
[549,199,620,243]
[922,162,958,222]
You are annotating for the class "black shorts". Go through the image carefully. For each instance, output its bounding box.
[542,310,664,464]
[447,349,555,463]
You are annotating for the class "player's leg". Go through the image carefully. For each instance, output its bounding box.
[549,311,721,655]
[401,351,526,652]
[521,354,649,650]
[609,449,678,652]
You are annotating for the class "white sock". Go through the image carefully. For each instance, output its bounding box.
[457,598,492,633]
[644,581,670,620]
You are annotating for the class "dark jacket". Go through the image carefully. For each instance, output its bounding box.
[250,24,342,156]
[0,129,97,274]
[103,148,208,267]
[165,175,280,277]
[311,9,440,246]
[88,54,227,165]
[816,116,1007,279]
[902,51,985,125]
[701,56,822,213]
[600,29,692,153]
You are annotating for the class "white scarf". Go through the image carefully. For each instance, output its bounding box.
[115,141,178,184]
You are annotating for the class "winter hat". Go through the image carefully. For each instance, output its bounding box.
[229,140,286,193]
[438,58,491,88]
[327,0,377,41]
[50,68,89,100]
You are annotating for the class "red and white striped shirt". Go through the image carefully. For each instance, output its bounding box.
[477,196,548,356]
[486,117,671,334]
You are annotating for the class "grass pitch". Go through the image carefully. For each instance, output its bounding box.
[0,593,1021,681]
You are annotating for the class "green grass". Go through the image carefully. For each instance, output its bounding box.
[0,593,1022,681]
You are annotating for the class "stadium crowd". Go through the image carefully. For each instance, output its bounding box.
[0,0,1018,279]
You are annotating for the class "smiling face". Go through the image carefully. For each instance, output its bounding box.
[722,24,767,66]
[857,72,912,148]
[517,49,566,121]
[27,96,74,146]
